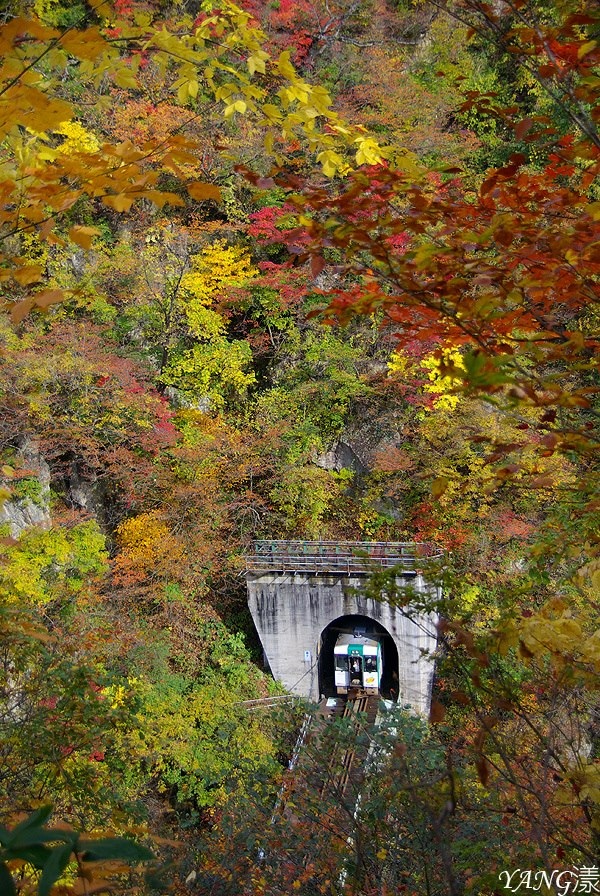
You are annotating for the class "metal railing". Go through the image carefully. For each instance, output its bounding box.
[245,540,442,575]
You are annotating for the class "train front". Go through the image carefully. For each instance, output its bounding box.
[333,632,382,696]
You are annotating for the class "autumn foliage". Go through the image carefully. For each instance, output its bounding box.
[0,0,598,893]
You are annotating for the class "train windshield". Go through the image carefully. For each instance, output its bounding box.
[364,656,377,673]
[335,655,349,671]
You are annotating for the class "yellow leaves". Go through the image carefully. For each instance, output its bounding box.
[181,241,258,308]
[275,50,297,80]
[576,558,600,601]
[317,150,348,178]
[565,248,579,265]
[176,79,195,105]
[560,763,600,815]
[585,201,600,221]
[60,26,114,61]
[431,476,450,499]
[10,263,44,287]
[185,305,226,340]
[224,99,248,117]
[3,3,382,197]
[280,83,310,106]
[391,149,422,178]
[583,630,600,668]
[113,67,139,90]
[497,602,600,680]
[0,0,389,318]
[387,349,412,376]
[56,121,101,155]
[102,193,135,213]
[247,50,268,76]
[68,226,100,250]
[215,82,239,103]
[0,521,108,606]
[87,0,114,11]
[133,189,183,209]
[104,683,128,709]
[355,136,383,167]
[263,130,275,155]
[310,84,338,115]
[0,15,57,50]
[421,346,466,411]
[578,39,597,59]
[0,83,72,141]
[114,512,185,588]
[187,182,221,202]
[261,103,281,123]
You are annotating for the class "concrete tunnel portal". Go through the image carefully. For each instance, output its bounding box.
[318,614,399,700]
[245,541,441,716]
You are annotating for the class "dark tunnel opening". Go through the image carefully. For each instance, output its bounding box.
[318,614,399,700]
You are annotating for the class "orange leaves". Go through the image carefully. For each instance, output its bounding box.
[0,84,73,141]
[0,0,390,323]
[295,139,600,428]
[33,288,65,310]
[475,756,490,787]
[514,116,535,141]
[429,698,446,724]
[59,25,110,61]
[8,290,65,325]
[68,226,100,250]
[102,194,136,213]
[186,181,222,202]
[113,511,185,593]
[5,262,44,287]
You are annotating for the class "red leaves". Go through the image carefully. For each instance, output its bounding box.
[114,0,133,15]
[310,254,326,278]
[89,750,105,762]
[480,153,526,196]
[1,319,179,512]
[475,756,489,787]
[248,204,310,250]
[514,117,535,141]
[429,698,446,724]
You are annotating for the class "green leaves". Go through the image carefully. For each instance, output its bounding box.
[0,808,75,896]
[0,862,16,896]
[78,837,154,863]
[39,844,73,896]
[0,808,155,896]
[0,806,54,847]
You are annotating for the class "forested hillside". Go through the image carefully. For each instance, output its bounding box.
[0,0,598,893]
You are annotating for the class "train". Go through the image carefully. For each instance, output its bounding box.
[333,632,382,695]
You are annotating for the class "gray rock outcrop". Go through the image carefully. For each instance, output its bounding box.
[0,439,51,538]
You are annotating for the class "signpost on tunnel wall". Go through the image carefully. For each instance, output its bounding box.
[245,540,442,716]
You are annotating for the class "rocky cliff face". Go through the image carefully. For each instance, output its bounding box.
[0,439,51,538]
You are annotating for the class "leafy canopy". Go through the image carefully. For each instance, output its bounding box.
[0,0,384,320]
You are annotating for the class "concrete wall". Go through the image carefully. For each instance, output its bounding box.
[246,572,438,716]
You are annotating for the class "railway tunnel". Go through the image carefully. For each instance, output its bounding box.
[318,614,399,700]
[245,540,441,716]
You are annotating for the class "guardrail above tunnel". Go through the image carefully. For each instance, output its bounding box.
[245,540,443,576]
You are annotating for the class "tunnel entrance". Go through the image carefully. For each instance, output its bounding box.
[318,614,399,700]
